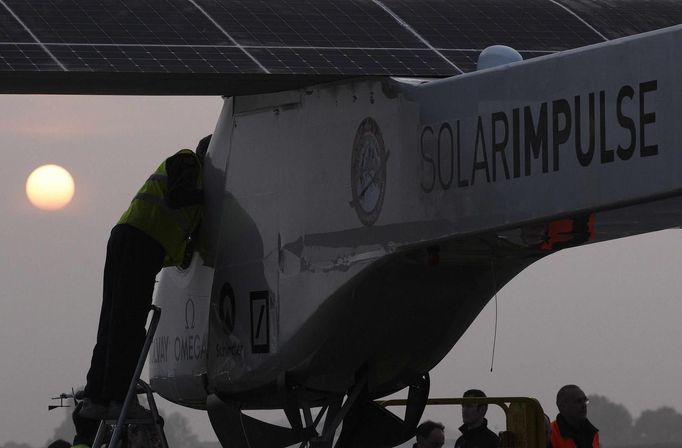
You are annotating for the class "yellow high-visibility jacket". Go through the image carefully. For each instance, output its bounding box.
[118,149,203,267]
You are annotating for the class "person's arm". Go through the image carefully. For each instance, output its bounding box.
[165,151,203,208]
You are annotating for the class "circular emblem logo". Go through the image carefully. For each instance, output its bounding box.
[350,117,388,226]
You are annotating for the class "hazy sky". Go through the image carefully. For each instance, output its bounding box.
[1,95,681,447]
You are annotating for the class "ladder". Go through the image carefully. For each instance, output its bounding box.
[92,305,169,448]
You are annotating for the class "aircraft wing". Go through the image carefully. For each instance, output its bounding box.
[1,0,682,95]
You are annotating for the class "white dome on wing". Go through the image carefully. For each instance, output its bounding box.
[477,45,523,70]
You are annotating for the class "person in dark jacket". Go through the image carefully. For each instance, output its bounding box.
[77,135,210,424]
[551,385,599,448]
[454,389,499,448]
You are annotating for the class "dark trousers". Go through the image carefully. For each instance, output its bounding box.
[83,223,164,404]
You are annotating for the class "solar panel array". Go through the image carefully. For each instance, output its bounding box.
[0,0,681,94]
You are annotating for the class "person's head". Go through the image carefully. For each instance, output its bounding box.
[462,389,488,428]
[415,420,445,448]
[556,385,588,425]
[196,134,212,164]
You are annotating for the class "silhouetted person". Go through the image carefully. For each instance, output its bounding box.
[454,389,499,448]
[414,420,445,448]
[77,136,209,422]
[551,385,599,448]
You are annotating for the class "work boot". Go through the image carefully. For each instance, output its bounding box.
[105,401,152,421]
[78,398,109,420]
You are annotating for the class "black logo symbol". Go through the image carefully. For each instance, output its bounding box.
[218,283,236,334]
[250,291,270,354]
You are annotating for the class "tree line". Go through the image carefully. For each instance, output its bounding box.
[0,408,218,448]
[586,395,682,447]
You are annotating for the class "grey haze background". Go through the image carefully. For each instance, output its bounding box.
[1,95,681,446]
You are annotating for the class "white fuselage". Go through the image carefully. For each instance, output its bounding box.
[149,25,682,410]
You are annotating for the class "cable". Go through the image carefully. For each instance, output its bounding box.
[490,259,499,372]
[239,410,253,448]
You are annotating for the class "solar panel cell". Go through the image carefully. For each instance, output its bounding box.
[0,43,60,70]
[0,5,34,41]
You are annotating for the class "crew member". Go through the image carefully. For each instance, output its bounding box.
[454,389,499,448]
[77,135,210,423]
[551,385,599,448]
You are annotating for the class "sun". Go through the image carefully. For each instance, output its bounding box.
[26,164,75,211]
